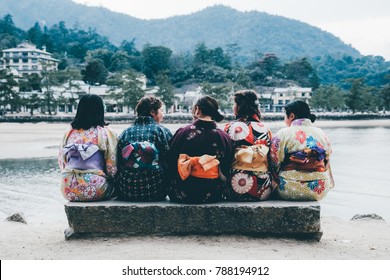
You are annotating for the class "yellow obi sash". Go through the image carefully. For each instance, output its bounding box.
[232,144,269,172]
[178,154,220,180]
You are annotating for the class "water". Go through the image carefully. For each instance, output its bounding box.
[320,126,390,220]
[0,122,389,224]
[0,158,66,224]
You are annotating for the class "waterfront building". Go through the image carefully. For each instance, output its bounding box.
[0,42,59,76]
[271,85,312,112]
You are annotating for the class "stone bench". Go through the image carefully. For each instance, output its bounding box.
[64,200,323,241]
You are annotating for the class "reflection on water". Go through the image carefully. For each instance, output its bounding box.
[0,158,66,224]
[0,126,389,224]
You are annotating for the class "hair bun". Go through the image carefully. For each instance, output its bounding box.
[214,110,224,122]
[310,113,316,123]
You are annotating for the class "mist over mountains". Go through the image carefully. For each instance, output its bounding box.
[0,0,361,62]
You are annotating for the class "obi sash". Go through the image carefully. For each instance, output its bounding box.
[178,154,220,180]
[232,144,269,172]
[121,141,160,169]
[63,143,105,171]
[283,147,326,172]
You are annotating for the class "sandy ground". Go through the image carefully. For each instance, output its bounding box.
[0,217,389,260]
[1,119,390,260]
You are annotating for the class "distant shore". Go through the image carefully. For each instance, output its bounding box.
[1,112,389,124]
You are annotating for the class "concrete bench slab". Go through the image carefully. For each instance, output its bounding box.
[64,200,322,241]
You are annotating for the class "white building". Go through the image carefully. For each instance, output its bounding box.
[0,42,59,76]
[271,85,312,112]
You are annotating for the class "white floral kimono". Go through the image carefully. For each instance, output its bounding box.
[270,118,334,201]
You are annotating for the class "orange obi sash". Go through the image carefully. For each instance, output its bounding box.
[232,144,269,172]
[178,154,220,180]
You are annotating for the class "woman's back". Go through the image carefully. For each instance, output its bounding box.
[270,101,334,201]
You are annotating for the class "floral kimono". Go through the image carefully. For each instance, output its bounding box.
[115,116,172,201]
[224,115,273,201]
[168,119,234,204]
[270,118,334,201]
[58,126,118,201]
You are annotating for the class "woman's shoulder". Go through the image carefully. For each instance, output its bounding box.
[99,125,116,134]
[274,126,291,137]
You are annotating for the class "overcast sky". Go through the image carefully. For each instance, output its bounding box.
[72,0,390,60]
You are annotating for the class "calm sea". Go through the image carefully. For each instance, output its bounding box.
[0,123,389,224]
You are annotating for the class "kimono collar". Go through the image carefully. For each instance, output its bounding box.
[134,116,157,125]
[193,119,217,130]
[236,114,260,123]
[291,118,313,127]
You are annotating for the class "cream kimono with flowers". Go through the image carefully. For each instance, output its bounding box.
[58,126,118,201]
[270,119,334,201]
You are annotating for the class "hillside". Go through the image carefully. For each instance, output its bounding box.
[0,0,361,62]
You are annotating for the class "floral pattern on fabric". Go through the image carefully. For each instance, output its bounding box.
[270,118,334,201]
[224,116,274,201]
[58,126,117,201]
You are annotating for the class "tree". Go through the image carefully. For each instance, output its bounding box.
[109,50,131,72]
[344,78,367,113]
[380,84,390,113]
[106,72,125,113]
[210,47,231,69]
[0,70,19,114]
[311,85,345,111]
[27,22,43,47]
[193,64,228,83]
[284,58,320,89]
[82,59,108,85]
[85,49,114,70]
[41,26,54,53]
[61,69,82,112]
[107,70,145,113]
[194,43,210,65]
[155,74,175,112]
[120,39,140,56]
[19,73,42,92]
[257,53,281,77]
[41,67,60,115]
[23,93,42,116]
[200,82,232,112]
[142,45,172,79]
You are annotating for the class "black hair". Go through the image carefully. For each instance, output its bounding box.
[71,94,108,129]
[284,100,316,123]
[234,90,261,119]
[194,95,224,122]
[135,96,162,117]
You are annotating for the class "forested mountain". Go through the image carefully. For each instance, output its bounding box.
[0,0,361,62]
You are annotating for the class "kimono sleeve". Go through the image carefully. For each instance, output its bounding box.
[167,127,186,176]
[270,130,286,174]
[58,128,72,171]
[101,126,118,177]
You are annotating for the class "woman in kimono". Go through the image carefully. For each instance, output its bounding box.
[270,100,334,201]
[59,94,118,201]
[168,96,234,203]
[115,96,172,201]
[224,90,274,201]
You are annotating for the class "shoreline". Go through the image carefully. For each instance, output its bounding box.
[1,112,390,124]
[0,119,389,160]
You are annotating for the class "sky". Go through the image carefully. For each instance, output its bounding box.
[72,0,390,60]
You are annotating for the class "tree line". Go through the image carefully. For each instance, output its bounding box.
[1,14,389,115]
